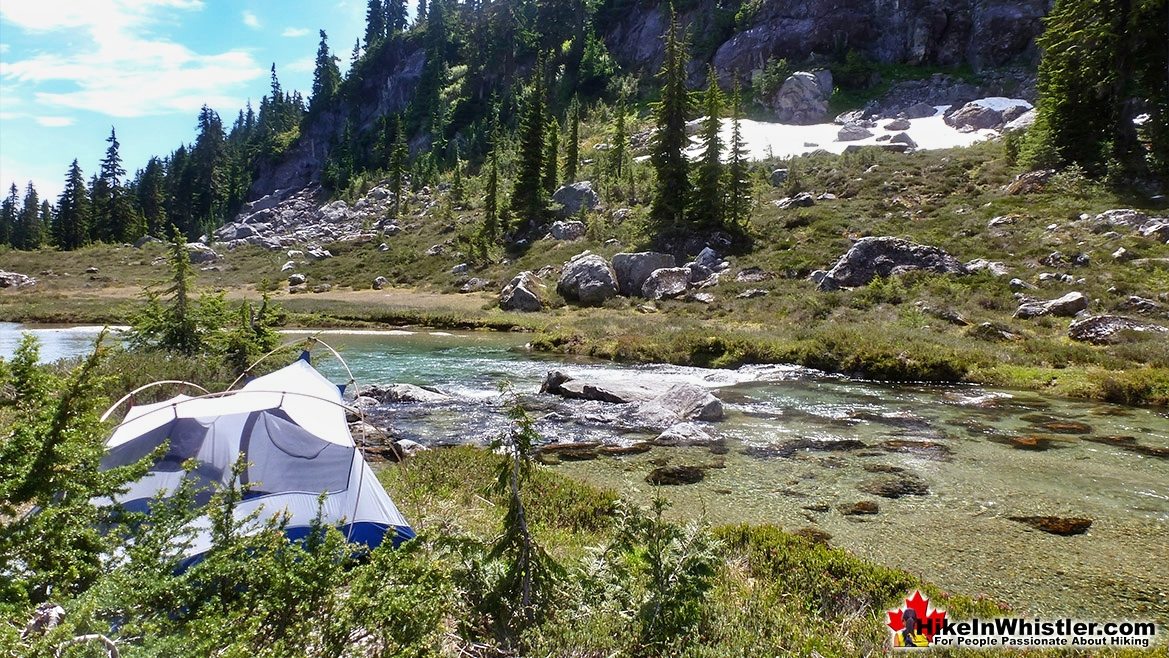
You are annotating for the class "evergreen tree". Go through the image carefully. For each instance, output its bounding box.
[451,149,466,205]
[190,106,227,238]
[610,94,628,179]
[388,116,409,219]
[510,66,548,229]
[93,127,138,242]
[365,0,387,48]
[648,13,691,234]
[1024,0,1168,182]
[14,182,43,249]
[483,140,501,242]
[543,117,559,196]
[386,0,408,34]
[691,66,725,229]
[726,77,752,228]
[55,160,91,250]
[0,184,16,247]
[351,38,362,67]
[39,201,53,244]
[311,30,342,114]
[565,97,580,184]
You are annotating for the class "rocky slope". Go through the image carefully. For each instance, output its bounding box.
[243,0,1050,211]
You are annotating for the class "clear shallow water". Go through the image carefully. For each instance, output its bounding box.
[5,324,1169,623]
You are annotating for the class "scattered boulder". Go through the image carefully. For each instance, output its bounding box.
[641,267,690,300]
[0,270,36,288]
[839,501,880,515]
[186,243,219,264]
[964,259,1009,276]
[967,321,1019,341]
[1093,209,1148,228]
[1140,219,1169,242]
[500,271,545,312]
[1004,169,1054,195]
[540,371,659,404]
[1003,108,1037,132]
[612,252,676,297]
[552,181,600,216]
[1124,295,1163,315]
[1014,292,1088,319]
[837,123,873,142]
[902,102,938,119]
[557,252,619,305]
[1068,315,1168,344]
[775,192,817,209]
[883,117,911,131]
[549,220,587,241]
[858,474,930,498]
[655,422,716,447]
[769,71,832,125]
[945,98,1032,130]
[373,276,388,290]
[307,248,333,260]
[888,132,918,149]
[1008,516,1092,536]
[640,384,724,422]
[735,267,772,283]
[769,168,789,186]
[460,277,491,293]
[737,288,768,299]
[364,383,450,404]
[134,235,160,248]
[646,465,705,486]
[817,237,967,290]
[287,273,307,286]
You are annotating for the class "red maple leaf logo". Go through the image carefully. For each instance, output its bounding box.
[887,590,947,643]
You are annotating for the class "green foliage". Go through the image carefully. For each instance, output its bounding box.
[690,66,726,229]
[726,77,752,227]
[648,13,692,237]
[128,228,285,372]
[486,388,564,633]
[510,68,550,233]
[754,56,792,104]
[610,497,721,653]
[0,334,151,613]
[1024,0,1168,185]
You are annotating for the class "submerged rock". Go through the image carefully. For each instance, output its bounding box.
[364,383,450,404]
[839,501,880,515]
[1008,516,1092,536]
[646,465,705,485]
[858,474,930,498]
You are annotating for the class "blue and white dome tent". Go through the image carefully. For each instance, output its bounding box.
[97,340,414,564]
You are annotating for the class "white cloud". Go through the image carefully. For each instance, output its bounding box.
[35,116,74,127]
[0,0,263,118]
[286,56,315,74]
[281,27,309,37]
[242,10,260,29]
[0,44,10,54]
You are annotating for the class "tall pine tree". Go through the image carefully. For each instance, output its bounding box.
[55,160,91,250]
[483,139,502,242]
[510,66,548,230]
[0,184,17,247]
[565,97,580,184]
[543,117,560,196]
[13,182,43,249]
[365,0,387,48]
[610,94,627,179]
[311,30,342,114]
[726,77,752,228]
[388,116,409,219]
[649,13,691,235]
[691,66,725,229]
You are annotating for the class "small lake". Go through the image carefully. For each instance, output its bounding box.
[3,323,1167,624]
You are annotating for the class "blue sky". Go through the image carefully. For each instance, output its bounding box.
[0,0,401,199]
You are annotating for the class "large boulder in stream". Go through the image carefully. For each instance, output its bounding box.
[541,372,724,429]
[817,237,968,290]
[362,383,450,404]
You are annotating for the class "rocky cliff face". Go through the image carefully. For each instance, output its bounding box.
[244,0,1049,207]
[602,0,1050,80]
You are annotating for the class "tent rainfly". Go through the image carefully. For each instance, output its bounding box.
[99,354,414,563]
